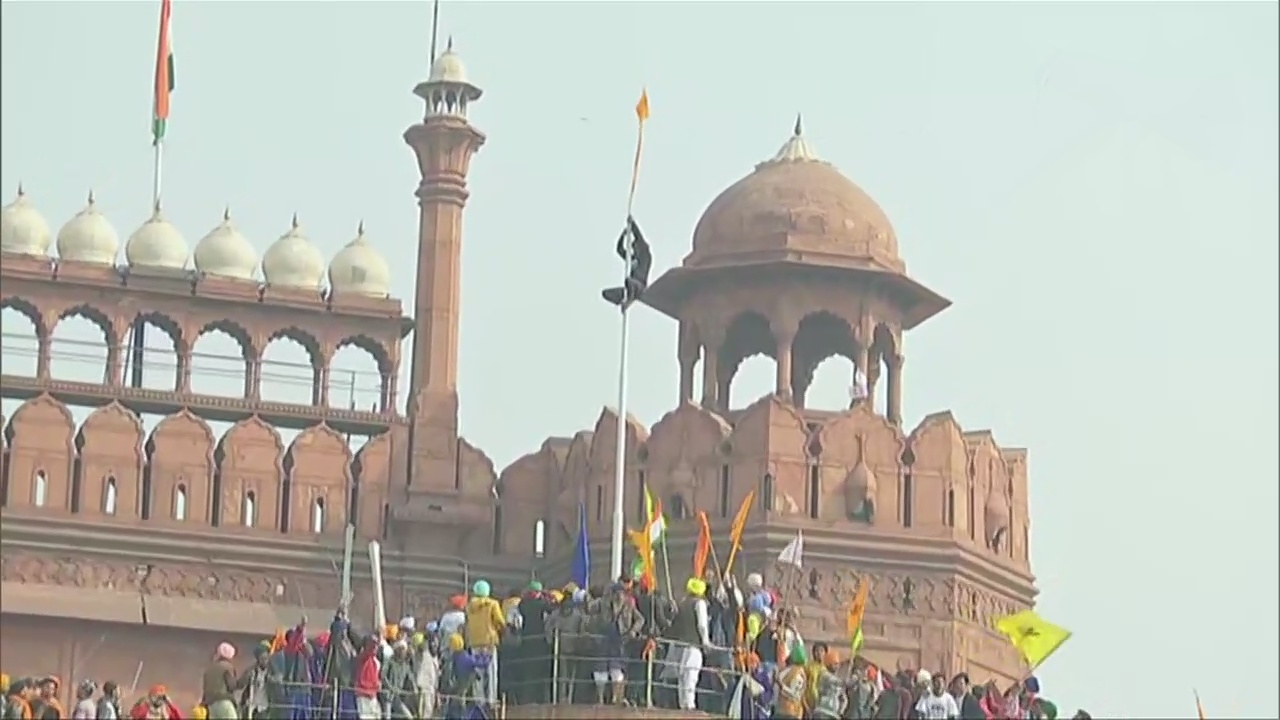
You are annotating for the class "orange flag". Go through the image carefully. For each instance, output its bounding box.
[724,489,756,574]
[636,516,657,588]
[693,511,713,578]
[846,576,870,633]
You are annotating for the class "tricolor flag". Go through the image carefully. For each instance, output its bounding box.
[152,0,175,145]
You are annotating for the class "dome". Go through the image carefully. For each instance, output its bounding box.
[261,214,325,290]
[194,208,257,280]
[428,39,471,85]
[125,203,189,270]
[0,186,52,257]
[328,222,391,297]
[690,117,901,271]
[56,191,119,265]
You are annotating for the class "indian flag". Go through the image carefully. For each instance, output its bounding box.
[152,0,174,145]
[644,486,666,542]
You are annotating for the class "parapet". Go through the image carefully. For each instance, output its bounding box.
[504,704,714,720]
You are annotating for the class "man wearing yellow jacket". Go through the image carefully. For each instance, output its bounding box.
[464,580,506,705]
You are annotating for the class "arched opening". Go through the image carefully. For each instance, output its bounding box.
[33,470,47,507]
[242,490,257,527]
[125,314,183,392]
[48,308,111,383]
[719,312,774,410]
[870,324,898,418]
[259,329,320,405]
[791,312,858,410]
[533,519,546,558]
[760,473,774,512]
[666,493,687,520]
[311,497,326,534]
[328,339,387,412]
[1,301,40,377]
[189,322,253,398]
[103,476,118,515]
[174,483,188,521]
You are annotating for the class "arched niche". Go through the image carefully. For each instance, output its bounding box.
[5,395,75,511]
[285,423,352,536]
[76,402,145,520]
[147,409,216,526]
[352,432,392,539]
[820,404,906,524]
[216,415,284,532]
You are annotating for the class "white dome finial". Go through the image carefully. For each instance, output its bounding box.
[328,220,391,298]
[194,206,257,280]
[1,184,52,257]
[56,190,118,265]
[126,199,188,271]
[262,214,325,290]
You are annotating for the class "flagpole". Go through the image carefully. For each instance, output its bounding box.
[609,264,631,581]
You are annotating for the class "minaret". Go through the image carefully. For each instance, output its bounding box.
[402,38,484,491]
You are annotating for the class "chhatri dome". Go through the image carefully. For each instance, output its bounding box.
[125,202,189,270]
[0,186,52,257]
[328,221,391,297]
[261,214,326,290]
[689,115,904,274]
[193,207,258,280]
[56,190,119,265]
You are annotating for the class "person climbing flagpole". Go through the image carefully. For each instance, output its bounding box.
[604,88,653,580]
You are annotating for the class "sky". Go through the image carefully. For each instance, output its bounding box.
[2,1,1277,716]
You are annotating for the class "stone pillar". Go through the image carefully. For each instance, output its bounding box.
[886,353,904,425]
[775,330,795,401]
[700,343,719,409]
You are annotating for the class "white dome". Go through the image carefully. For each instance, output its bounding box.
[0,186,52,257]
[194,208,257,280]
[328,222,391,297]
[261,214,325,289]
[125,203,189,270]
[429,45,469,84]
[56,191,119,265]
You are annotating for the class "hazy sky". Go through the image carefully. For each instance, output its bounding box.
[2,1,1277,717]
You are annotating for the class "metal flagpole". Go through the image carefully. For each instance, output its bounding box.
[608,229,633,581]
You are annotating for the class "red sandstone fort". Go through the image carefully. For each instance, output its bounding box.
[0,43,1036,706]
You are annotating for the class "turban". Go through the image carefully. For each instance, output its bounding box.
[686,578,707,597]
[472,580,491,598]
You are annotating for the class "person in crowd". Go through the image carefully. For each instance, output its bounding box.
[516,580,552,704]
[69,681,97,720]
[438,596,467,645]
[669,577,712,711]
[914,672,959,720]
[95,681,121,720]
[31,677,63,720]
[811,649,846,720]
[413,631,440,718]
[464,580,506,705]
[947,673,985,720]
[979,680,1022,720]
[440,633,490,717]
[127,687,179,720]
[843,660,878,719]
[237,644,271,720]
[350,634,382,720]
[589,581,644,706]
[1071,710,1091,720]
[774,646,808,720]
[201,642,240,720]
[804,642,829,713]
[546,588,588,704]
[380,639,417,719]
[4,677,33,720]
[273,625,314,720]
[873,671,913,720]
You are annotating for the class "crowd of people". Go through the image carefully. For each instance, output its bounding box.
[1,569,1091,720]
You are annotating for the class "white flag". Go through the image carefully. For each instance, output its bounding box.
[777,530,804,568]
[725,674,747,720]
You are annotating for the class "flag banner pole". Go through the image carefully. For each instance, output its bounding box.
[609,300,630,580]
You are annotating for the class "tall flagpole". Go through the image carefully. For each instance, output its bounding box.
[610,89,650,580]
[609,237,632,580]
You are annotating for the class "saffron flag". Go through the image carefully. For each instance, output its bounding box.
[570,501,590,588]
[846,575,870,656]
[635,515,656,588]
[626,87,650,213]
[724,489,756,573]
[635,88,650,122]
[152,0,175,145]
[693,510,712,579]
[994,610,1072,670]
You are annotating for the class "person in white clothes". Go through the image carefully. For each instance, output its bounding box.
[915,672,961,720]
[669,577,713,710]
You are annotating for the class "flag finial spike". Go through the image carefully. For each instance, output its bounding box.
[793,113,804,137]
[446,35,454,53]
[86,189,96,205]
[16,181,24,197]
[291,212,300,230]
[357,219,366,236]
[223,205,232,222]
[153,197,163,215]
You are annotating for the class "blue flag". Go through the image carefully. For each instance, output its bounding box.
[571,501,590,587]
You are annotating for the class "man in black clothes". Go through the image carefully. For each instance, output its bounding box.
[516,581,552,704]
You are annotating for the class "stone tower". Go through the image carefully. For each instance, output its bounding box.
[395,41,495,548]
[520,119,1037,684]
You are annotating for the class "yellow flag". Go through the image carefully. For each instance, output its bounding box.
[635,88,650,122]
[994,610,1072,670]
[627,87,651,213]
[723,489,756,574]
